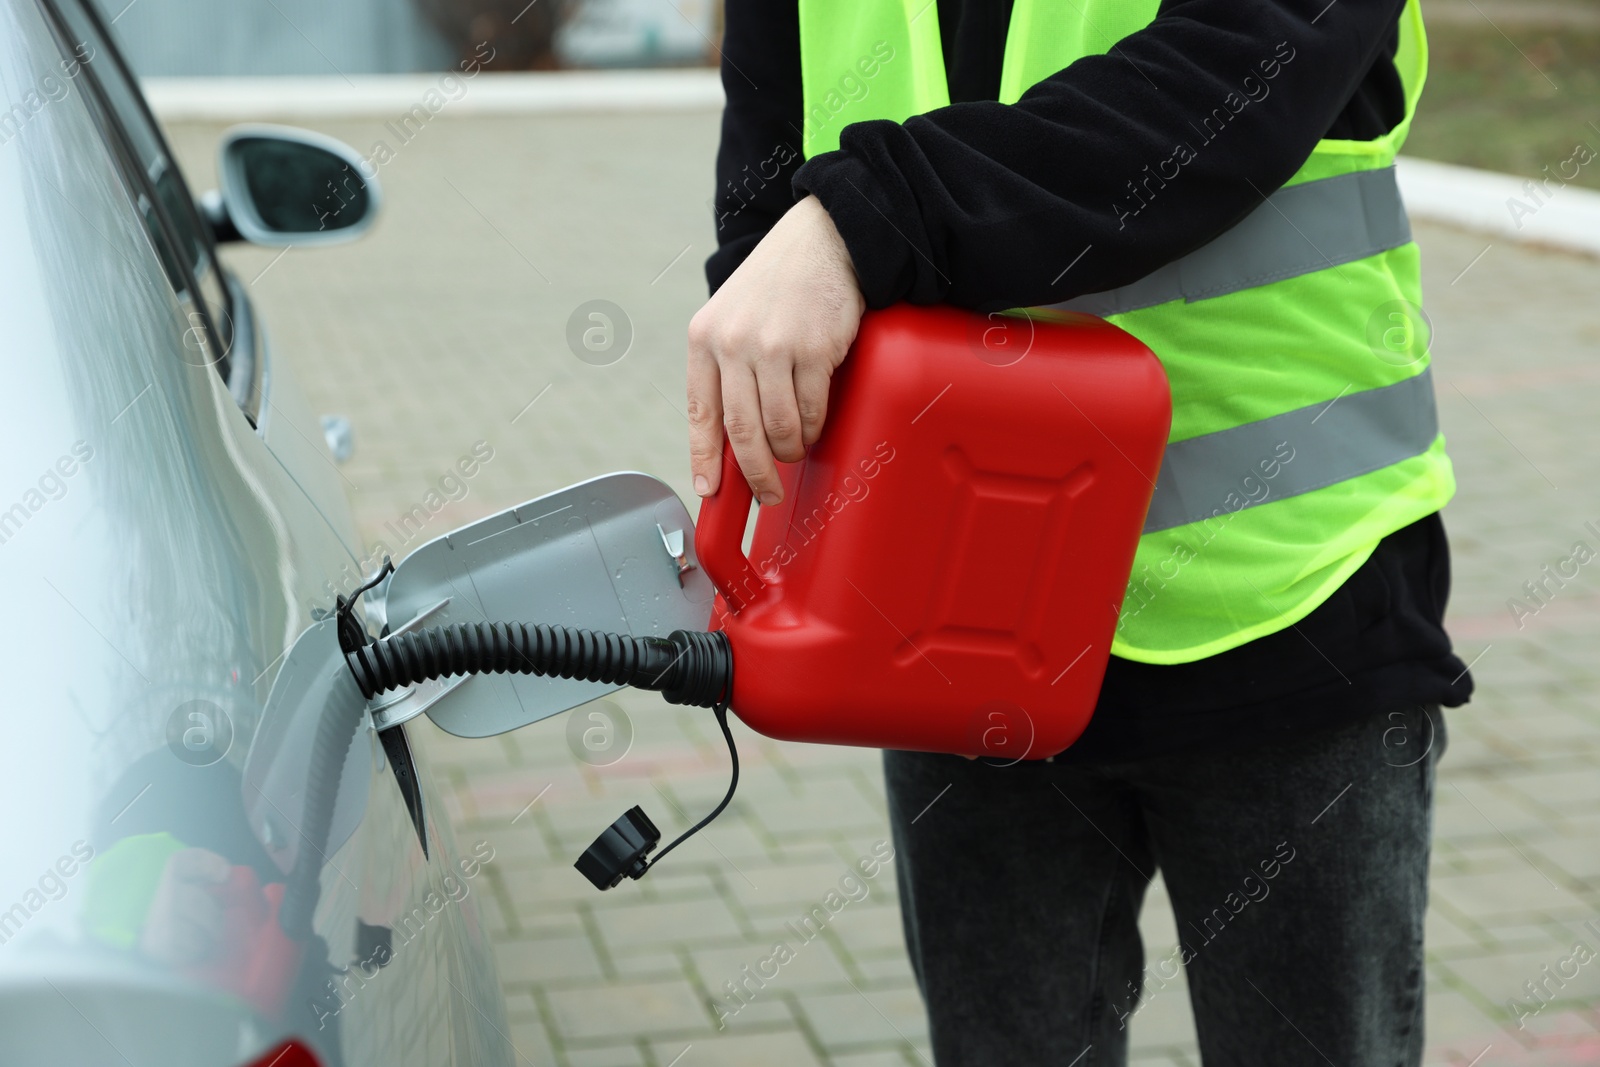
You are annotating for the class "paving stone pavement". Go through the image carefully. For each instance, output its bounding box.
[162,105,1600,1066]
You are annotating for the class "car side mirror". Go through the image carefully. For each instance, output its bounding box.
[202,124,380,246]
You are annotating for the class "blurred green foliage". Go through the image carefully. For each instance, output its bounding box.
[1409,19,1600,187]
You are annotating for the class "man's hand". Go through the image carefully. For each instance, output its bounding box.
[688,195,865,504]
[139,847,231,966]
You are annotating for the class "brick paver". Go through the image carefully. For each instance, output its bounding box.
[161,102,1600,1066]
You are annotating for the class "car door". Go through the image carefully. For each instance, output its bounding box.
[22,3,511,1063]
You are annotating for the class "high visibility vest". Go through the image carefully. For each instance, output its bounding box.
[796,0,1455,664]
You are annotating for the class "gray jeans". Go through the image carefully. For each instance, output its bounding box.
[884,704,1445,1066]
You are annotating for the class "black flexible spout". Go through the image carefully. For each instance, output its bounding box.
[337,593,739,892]
[280,691,364,938]
[345,622,732,710]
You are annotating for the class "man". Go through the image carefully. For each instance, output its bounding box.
[688,0,1472,1062]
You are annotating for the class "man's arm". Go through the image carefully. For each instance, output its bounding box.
[795,0,1407,310]
[690,0,1408,501]
[703,4,806,295]
[690,2,861,502]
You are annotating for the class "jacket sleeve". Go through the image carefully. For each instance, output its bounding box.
[703,1,806,295]
[792,0,1407,310]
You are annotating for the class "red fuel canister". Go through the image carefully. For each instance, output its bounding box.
[190,868,304,1020]
[694,304,1170,760]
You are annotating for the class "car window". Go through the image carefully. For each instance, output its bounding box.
[41,0,236,379]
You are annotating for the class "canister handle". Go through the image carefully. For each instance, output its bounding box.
[693,440,767,613]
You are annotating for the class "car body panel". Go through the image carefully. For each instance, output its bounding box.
[255,328,365,562]
[0,1,509,1062]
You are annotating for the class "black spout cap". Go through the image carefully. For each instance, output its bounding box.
[575,806,660,890]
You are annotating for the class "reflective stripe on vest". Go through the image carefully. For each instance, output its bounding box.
[1052,167,1411,318]
[1143,366,1437,533]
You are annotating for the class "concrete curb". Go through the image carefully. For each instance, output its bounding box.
[143,72,1600,259]
[1397,156,1600,259]
[141,69,726,119]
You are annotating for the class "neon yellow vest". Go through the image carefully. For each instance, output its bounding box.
[797,0,1455,664]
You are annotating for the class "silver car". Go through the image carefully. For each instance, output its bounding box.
[0,0,716,1063]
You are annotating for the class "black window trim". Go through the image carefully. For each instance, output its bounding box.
[35,0,257,417]
[73,0,238,342]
